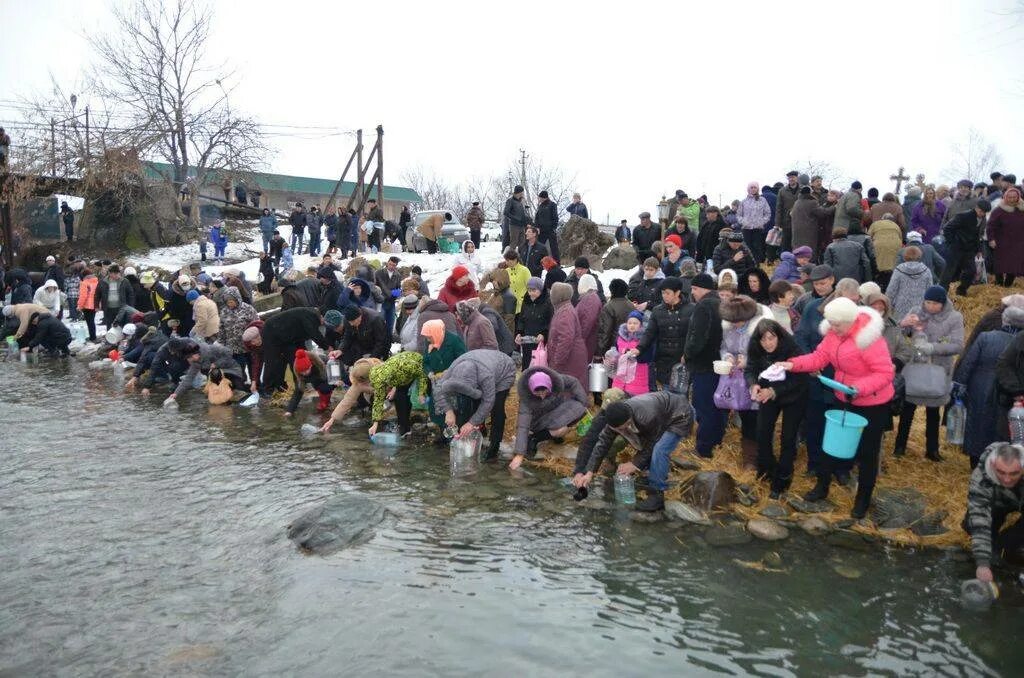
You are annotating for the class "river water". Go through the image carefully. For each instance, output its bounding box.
[2,359,1022,677]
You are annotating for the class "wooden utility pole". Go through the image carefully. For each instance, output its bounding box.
[375,125,383,208]
[50,119,56,176]
[355,128,364,210]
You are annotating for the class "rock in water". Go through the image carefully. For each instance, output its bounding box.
[557,216,614,269]
[684,471,736,511]
[602,244,639,271]
[703,523,752,547]
[759,503,789,519]
[799,517,832,536]
[786,497,834,514]
[870,487,927,529]
[287,494,386,555]
[910,510,949,537]
[664,501,712,526]
[746,519,790,541]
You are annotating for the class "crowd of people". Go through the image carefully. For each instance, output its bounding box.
[3,170,1024,587]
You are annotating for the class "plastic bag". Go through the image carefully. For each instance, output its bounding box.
[973,253,987,284]
[615,353,637,383]
[409,380,429,411]
[602,348,619,373]
[575,410,594,437]
[531,341,548,367]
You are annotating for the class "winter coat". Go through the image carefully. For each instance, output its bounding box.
[543,265,567,291]
[566,270,606,305]
[464,206,485,230]
[506,263,531,313]
[868,219,904,272]
[771,252,800,283]
[869,200,906,231]
[417,298,458,338]
[986,203,1024,277]
[788,306,895,407]
[967,444,1024,568]
[417,213,443,243]
[126,276,153,313]
[823,238,870,283]
[737,195,771,231]
[534,199,559,234]
[943,209,984,253]
[433,349,517,425]
[287,354,334,414]
[218,287,259,354]
[259,214,277,237]
[547,291,590,389]
[364,352,428,422]
[632,225,660,261]
[502,196,529,230]
[712,243,757,279]
[340,308,390,361]
[516,290,553,340]
[719,309,772,411]
[575,290,602,358]
[955,327,1021,458]
[743,334,808,406]
[518,240,549,277]
[32,285,63,315]
[589,391,693,471]
[262,308,331,356]
[847,228,877,276]
[775,185,800,232]
[437,277,478,313]
[683,291,722,373]
[598,296,635,355]
[26,312,70,351]
[96,277,135,315]
[906,300,964,407]
[566,201,589,220]
[513,365,589,454]
[833,190,864,231]
[791,194,835,254]
[885,261,932,321]
[374,267,403,306]
[173,341,242,399]
[191,295,220,339]
[480,305,514,355]
[43,265,65,291]
[612,325,650,396]
[910,201,946,243]
[9,303,49,338]
[422,331,467,376]
[460,308,498,351]
[7,269,32,305]
[305,212,323,235]
[626,270,664,309]
[639,300,694,383]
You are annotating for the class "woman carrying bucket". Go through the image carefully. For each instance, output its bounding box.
[776,297,895,519]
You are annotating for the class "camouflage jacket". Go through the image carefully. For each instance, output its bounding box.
[967,444,1024,567]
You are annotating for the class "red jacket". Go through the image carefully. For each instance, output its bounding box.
[437,277,478,313]
[789,306,895,406]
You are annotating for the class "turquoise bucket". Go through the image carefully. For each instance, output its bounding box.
[823,410,868,459]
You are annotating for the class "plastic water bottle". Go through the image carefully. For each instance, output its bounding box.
[326,357,342,386]
[946,398,966,446]
[614,474,636,505]
[449,430,482,477]
[669,362,690,394]
[1010,399,1024,445]
[705,259,715,275]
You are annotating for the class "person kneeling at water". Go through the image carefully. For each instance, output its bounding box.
[580,391,694,511]
[433,349,516,461]
[319,358,382,433]
[966,442,1024,585]
[509,366,590,471]
[163,338,245,406]
[365,351,429,438]
[24,312,72,357]
[284,349,336,416]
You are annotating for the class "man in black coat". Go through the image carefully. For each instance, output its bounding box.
[43,255,65,290]
[25,312,71,356]
[373,256,403,333]
[632,212,659,263]
[684,274,725,458]
[534,190,560,262]
[940,199,991,296]
[502,186,529,250]
[566,257,606,305]
[632,277,693,387]
[518,225,549,277]
[96,265,135,330]
[338,305,390,366]
[261,307,332,392]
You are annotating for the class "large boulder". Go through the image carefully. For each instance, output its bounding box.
[558,215,614,268]
[747,519,790,541]
[602,244,639,271]
[286,493,387,555]
[683,471,736,511]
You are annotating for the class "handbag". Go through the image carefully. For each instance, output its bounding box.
[530,340,548,367]
[713,370,755,411]
[902,359,948,400]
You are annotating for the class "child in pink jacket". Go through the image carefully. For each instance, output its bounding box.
[611,311,650,396]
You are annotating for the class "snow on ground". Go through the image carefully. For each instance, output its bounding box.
[129,227,640,295]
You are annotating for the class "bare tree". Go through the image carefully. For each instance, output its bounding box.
[400,166,455,213]
[943,127,1002,183]
[788,159,846,189]
[88,0,267,218]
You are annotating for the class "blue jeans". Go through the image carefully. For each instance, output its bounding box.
[261,233,272,254]
[692,371,725,456]
[382,301,395,335]
[648,430,684,491]
[350,227,360,254]
[308,232,321,256]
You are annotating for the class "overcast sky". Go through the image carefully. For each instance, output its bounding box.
[3,0,1023,222]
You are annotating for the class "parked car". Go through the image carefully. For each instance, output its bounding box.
[407,210,470,252]
[480,221,502,242]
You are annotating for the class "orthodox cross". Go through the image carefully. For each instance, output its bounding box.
[889,166,909,195]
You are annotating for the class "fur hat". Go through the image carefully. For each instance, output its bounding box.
[719,295,758,322]
[1002,306,1024,329]
[858,281,881,300]
[578,273,598,295]
[549,281,573,306]
[823,297,859,325]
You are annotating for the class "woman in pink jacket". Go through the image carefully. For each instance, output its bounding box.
[546,282,589,390]
[777,297,894,518]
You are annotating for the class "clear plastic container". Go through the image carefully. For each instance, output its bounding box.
[449,430,482,477]
[669,363,690,394]
[614,474,636,505]
[326,357,343,386]
[946,398,966,446]
[1010,399,1024,445]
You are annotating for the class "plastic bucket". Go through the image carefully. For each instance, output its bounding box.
[823,409,868,459]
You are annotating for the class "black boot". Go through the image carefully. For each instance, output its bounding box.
[803,475,830,502]
[525,430,551,460]
[635,490,664,512]
[925,450,944,462]
[851,493,871,519]
[769,475,791,500]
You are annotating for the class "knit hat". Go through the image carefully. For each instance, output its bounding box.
[906,231,923,242]
[124,266,137,277]
[549,282,573,306]
[122,323,137,336]
[792,246,813,258]
[242,326,261,342]
[809,264,834,281]
[130,312,145,324]
[294,348,312,374]
[823,297,859,325]
[527,276,543,291]
[924,285,947,304]
[1002,306,1024,329]
[858,281,881,299]
[323,309,343,328]
[197,273,212,286]
[578,273,598,295]
[421,319,446,351]
[665,234,683,248]
[691,273,717,290]
[186,290,200,303]
[627,310,644,322]
[45,255,56,264]
[527,370,553,393]
[402,294,419,309]
[342,306,361,322]
[727,231,744,243]
[798,173,810,185]
[573,256,590,269]
[451,265,470,281]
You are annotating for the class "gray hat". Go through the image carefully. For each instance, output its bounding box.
[797,173,810,185]
[809,264,834,281]
[402,294,419,309]
[957,179,973,188]
[638,211,651,219]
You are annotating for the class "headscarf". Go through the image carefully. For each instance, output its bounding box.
[420,319,446,352]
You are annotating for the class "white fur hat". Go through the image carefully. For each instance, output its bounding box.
[858,281,881,300]
[823,297,859,325]
[578,273,598,295]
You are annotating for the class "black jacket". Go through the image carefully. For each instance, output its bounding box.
[627,271,664,308]
[943,209,984,253]
[516,290,553,339]
[518,240,549,277]
[543,265,567,291]
[503,196,528,229]
[95,277,135,314]
[590,392,693,471]
[743,335,808,406]
[632,225,659,261]
[28,312,71,350]
[684,291,723,373]
[637,300,694,383]
[712,243,757,278]
[697,219,728,262]
[340,308,390,362]
[566,270,606,305]
[263,307,330,350]
[44,265,65,290]
[127,276,153,312]
[534,199,559,233]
